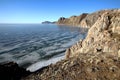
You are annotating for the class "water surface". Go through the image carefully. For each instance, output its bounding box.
[0,24,87,71]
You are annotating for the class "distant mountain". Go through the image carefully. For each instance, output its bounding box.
[41,21,56,24]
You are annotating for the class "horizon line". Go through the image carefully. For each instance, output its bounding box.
[0,23,42,24]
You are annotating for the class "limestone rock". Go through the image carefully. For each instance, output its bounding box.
[57,10,111,28]
[65,9,120,58]
[22,9,120,80]
[22,52,120,80]
[57,13,88,27]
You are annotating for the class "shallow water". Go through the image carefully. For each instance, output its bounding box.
[0,24,87,72]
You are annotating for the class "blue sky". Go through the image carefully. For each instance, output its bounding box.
[0,0,120,23]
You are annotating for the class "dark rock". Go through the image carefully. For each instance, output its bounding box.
[0,62,31,80]
[59,17,66,20]
[41,21,56,24]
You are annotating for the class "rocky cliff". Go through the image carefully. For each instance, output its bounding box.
[21,9,120,80]
[57,13,88,28]
[65,9,120,59]
[57,9,118,28]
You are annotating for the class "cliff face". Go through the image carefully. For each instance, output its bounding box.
[22,9,120,80]
[57,10,117,28]
[57,13,88,28]
[65,9,120,58]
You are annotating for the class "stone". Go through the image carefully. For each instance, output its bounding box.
[65,9,120,58]
[0,62,30,80]
[21,9,120,80]
[118,50,120,57]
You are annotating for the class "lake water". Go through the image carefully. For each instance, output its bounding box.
[0,24,87,72]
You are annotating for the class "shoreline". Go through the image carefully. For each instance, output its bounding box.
[0,9,120,80]
[22,9,120,80]
[27,55,64,72]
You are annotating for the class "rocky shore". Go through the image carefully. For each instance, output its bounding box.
[0,9,120,80]
[57,9,120,29]
[65,9,120,58]
[22,9,120,80]
[0,62,30,80]
[22,52,120,80]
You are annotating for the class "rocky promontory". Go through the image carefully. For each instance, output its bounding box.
[1,9,120,80]
[21,9,120,80]
[57,9,119,28]
[57,13,88,28]
[65,9,120,58]
[41,21,56,24]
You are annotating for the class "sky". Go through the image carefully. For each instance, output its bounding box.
[0,0,120,23]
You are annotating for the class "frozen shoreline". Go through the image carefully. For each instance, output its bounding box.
[27,56,64,72]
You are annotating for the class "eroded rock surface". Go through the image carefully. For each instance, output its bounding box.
[22,9,120,80]
[22,53,120,80]
[57,13,88,28]
[57,9,120,29]
[66,9,120,58]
